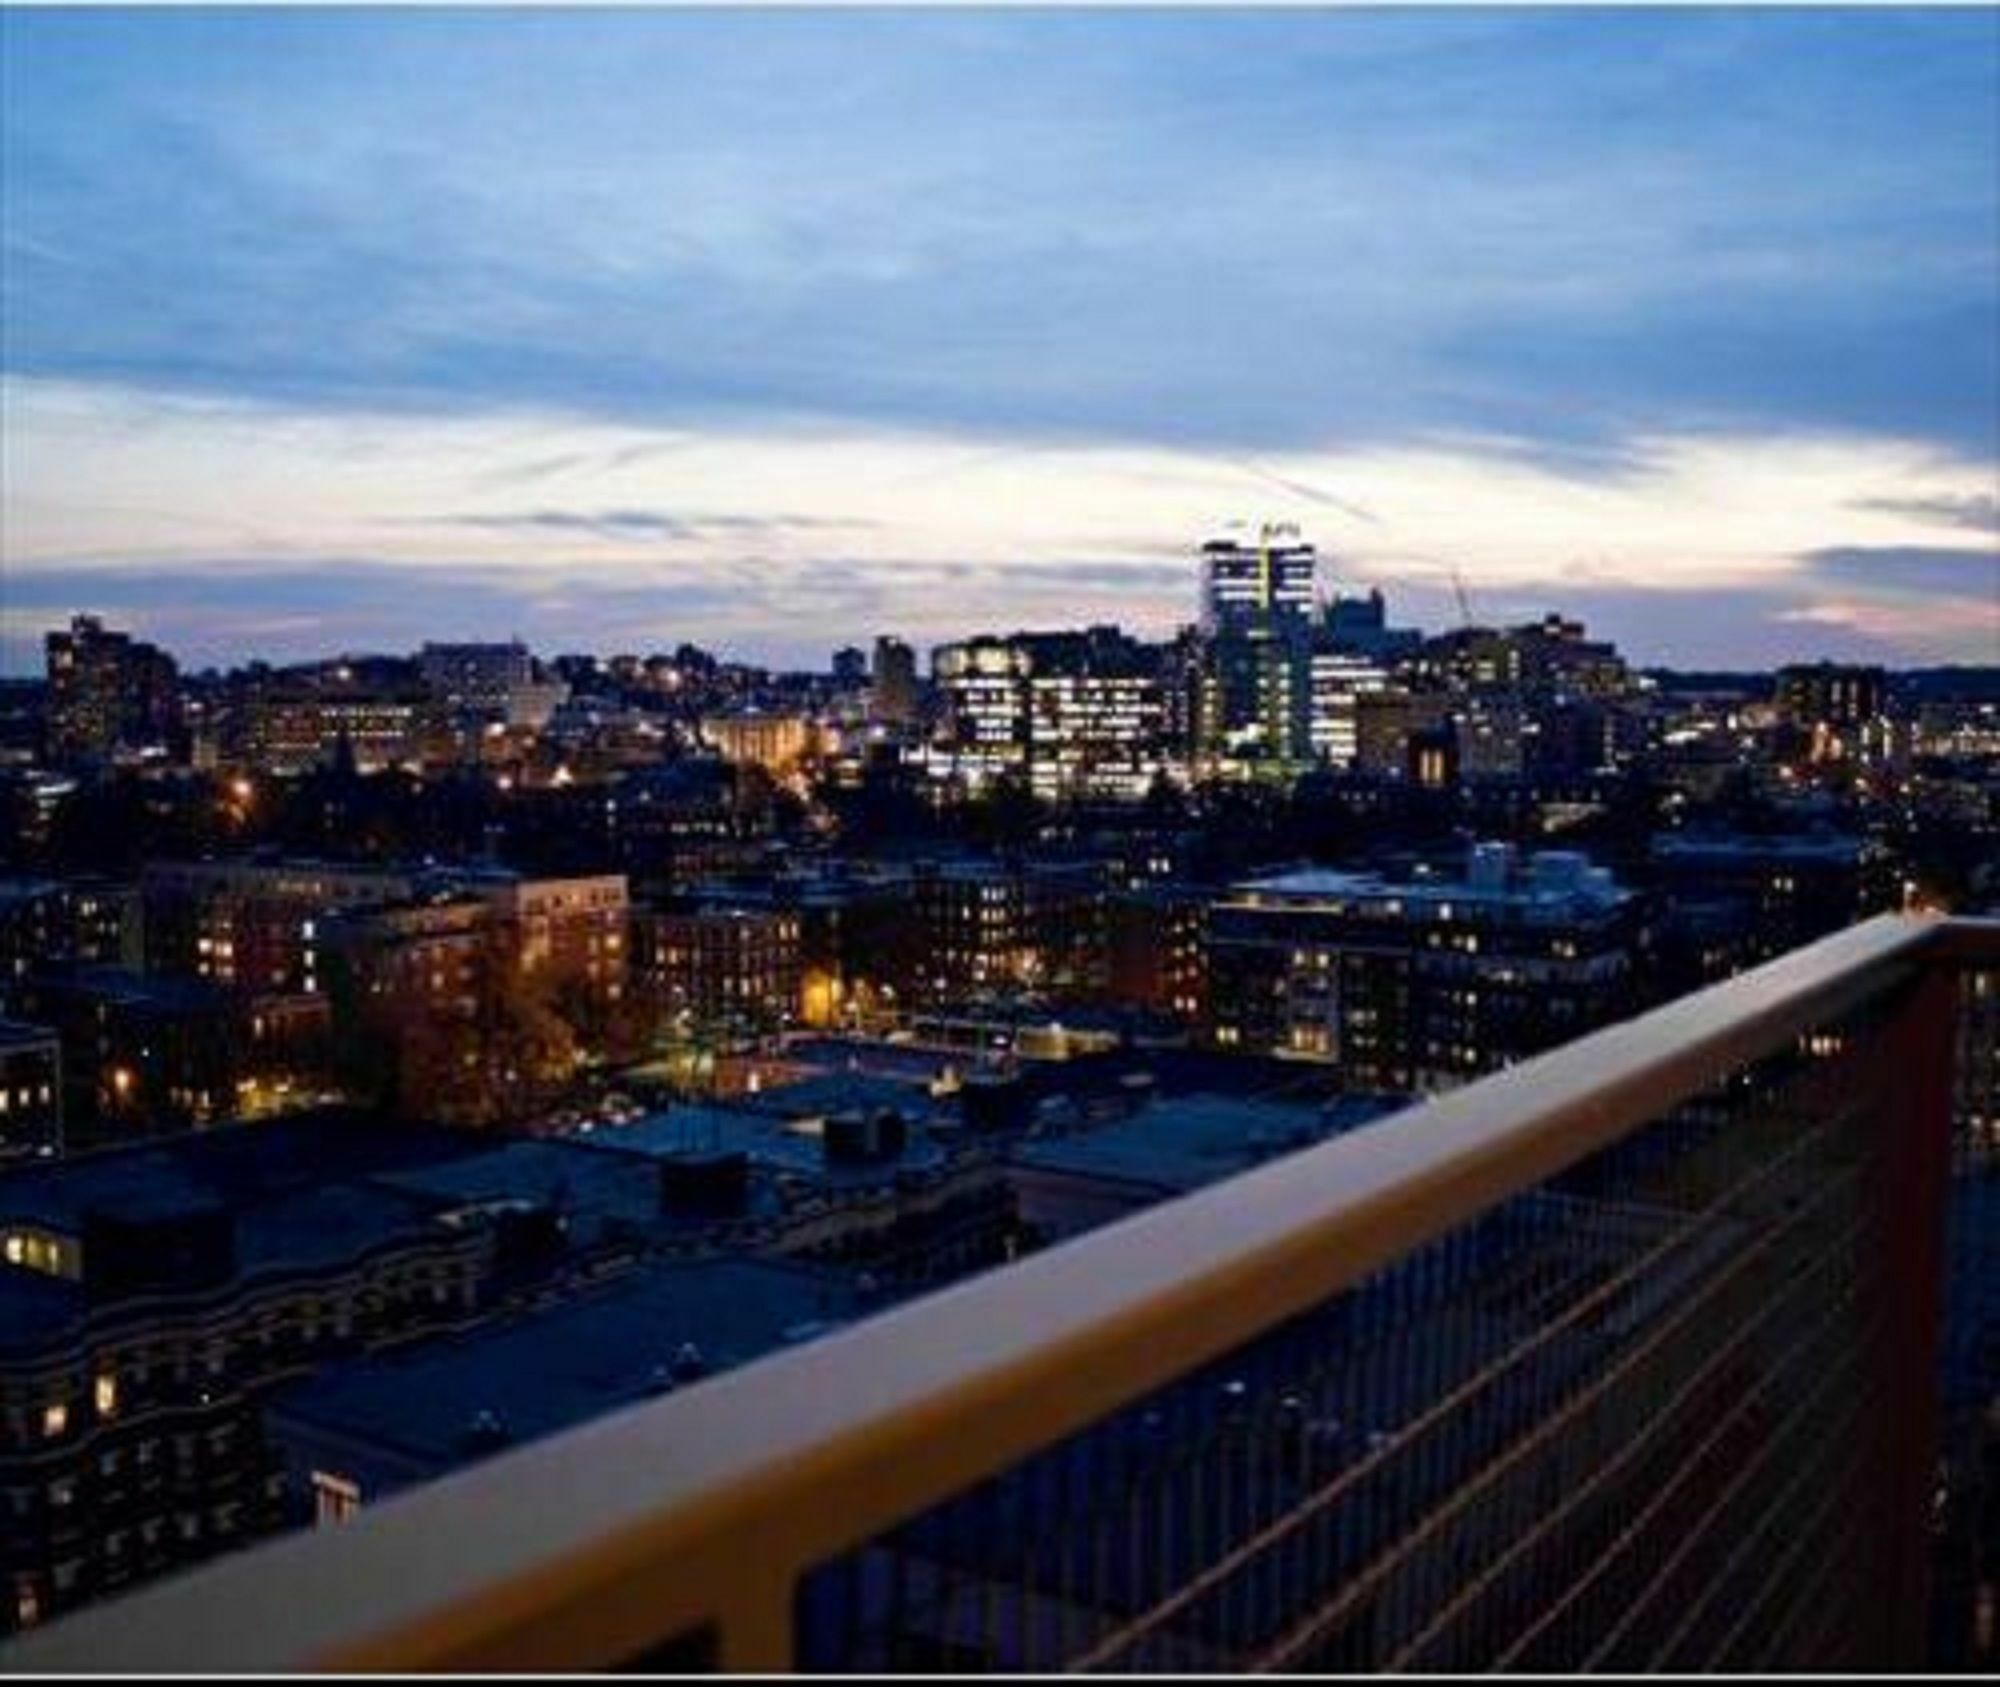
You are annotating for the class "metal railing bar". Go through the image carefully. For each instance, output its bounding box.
[1390,1198,1872,1672]
[1579,1316,1879,1670]
[1752,1483,1880,1675]
[1701,1372,1891,1673]
[1074,1084,1870,1670]
[1249,1143,1874,1671]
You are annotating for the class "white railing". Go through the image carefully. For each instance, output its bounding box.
[6,913,1991,1673]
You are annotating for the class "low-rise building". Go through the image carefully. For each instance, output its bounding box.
[141,859,419,996]
[911,858,1108,1003]
[10,969,332,1141]
[0,1021,62,1161]
[269,1259,874,1522]
[0,879,138,993]
[0,1114,502,1636]
[633,904,801,1036]
[1648,832,1897,969]
[1208,844,1647,1091]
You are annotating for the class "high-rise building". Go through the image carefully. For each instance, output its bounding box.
[43,617,180,767]
[1104,889,1208,1023]
[1195,630,1313,774]
[1199,526,1316,635]
[1416,616,1631,704]
[869,638,919,727]
[701,712,818,774]
[10,968,331,1138]
[320,871,628,1125]
[240,675,436,775]
[1194,528,1320,774]
[141,860,421,996]
[1351,688,1453,780]
[1648,832,1897,969]
[930,638,1029,786]
[911,859,1107,1000]
[1324,588,1423,662]
[0,879,139,990]
[1775,662,1890,764]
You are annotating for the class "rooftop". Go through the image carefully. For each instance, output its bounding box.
[272,1258,871,1486]
[369,1138,717,1248]
[734,1071,935,1124]
[577,1101,950,1190]
[1652,830,1880,863]
[1231,845,1629,916]
[1011,1091,1407,1198]
[0,1111,484,1338]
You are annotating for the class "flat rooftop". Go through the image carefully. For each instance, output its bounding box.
[576,1101,950,1190]
[0,1109,473,1235]
[368,1136,748,1246]
[1011,1091,1408,1198]
[735,1071,936,1123]
[0,1111,482,1344]
[272,1257,872,1478]
[1229,854,1629,917]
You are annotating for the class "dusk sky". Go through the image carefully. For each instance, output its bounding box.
[2,5,1996,673]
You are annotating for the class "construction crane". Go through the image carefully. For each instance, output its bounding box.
[1450,565,1479,631]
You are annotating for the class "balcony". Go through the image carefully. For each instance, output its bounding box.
[8,914,1996,1672]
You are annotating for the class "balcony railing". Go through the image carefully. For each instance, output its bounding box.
[8,914,1995,1673]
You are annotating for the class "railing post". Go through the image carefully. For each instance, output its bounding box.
[1878,962,1958,1668]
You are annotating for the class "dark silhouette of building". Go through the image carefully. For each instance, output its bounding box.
[43,618,180,767]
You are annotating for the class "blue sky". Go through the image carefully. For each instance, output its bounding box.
[3,6,1996,670]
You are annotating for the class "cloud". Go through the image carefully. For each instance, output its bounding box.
[6,373,1997,671]
[3,9,1995,455]
[415,509,880,544]
[1800,545,2000,600]
[6,12,1995,681]
[1847,493,2000,534]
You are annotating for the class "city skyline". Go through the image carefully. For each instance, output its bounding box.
[4,7,1998,673]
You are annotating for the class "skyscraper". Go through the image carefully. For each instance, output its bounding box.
[1199,525,1317,635]
[1195,527,1318,772]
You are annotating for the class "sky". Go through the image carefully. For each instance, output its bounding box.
[2,5,1996,673]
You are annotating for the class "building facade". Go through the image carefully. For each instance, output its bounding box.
[1208,844,1646,1090]
[43,618,180,768]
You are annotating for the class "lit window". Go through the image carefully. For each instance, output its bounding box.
[41,1402,67,1439]
[94,1372,118,1420]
